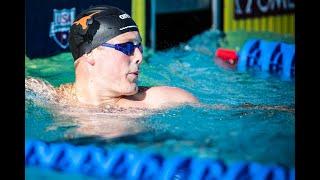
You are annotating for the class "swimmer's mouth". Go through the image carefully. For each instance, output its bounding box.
[128,71,139,76]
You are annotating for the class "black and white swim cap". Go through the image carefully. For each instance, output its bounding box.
[69,5,139,60]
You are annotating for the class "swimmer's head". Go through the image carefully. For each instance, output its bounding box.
[69,5,141,60]
[70,5,143,98]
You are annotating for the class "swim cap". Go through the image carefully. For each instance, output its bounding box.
[69,5,139,60]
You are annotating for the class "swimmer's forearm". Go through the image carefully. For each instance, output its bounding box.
[198,103,295,112]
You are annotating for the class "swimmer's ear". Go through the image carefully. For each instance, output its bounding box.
[84,53,95,66]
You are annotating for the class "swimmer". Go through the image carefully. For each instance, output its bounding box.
[61,5,199,109]
[25,5,294,140]
[25,5,294,114]
[25,5,200,139]
[28,5,199,110]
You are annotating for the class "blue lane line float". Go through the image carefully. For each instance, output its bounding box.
[25,139,295,180]
[237,39,295,79]
[237,39,261,72]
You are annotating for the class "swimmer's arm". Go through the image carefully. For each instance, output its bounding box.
[138,86,294,112]
[202,103,294,113]
[142,86,199,109]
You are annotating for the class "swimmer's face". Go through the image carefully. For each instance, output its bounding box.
[90,31,143,96]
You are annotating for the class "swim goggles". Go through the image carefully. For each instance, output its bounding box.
[101,42,143,56]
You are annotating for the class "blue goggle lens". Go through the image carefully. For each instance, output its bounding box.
[102,42,143,56]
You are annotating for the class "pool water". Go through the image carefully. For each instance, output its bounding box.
[25,29,295,179]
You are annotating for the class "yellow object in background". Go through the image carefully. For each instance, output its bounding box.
[131,0,146,46]
[223,0,294,35]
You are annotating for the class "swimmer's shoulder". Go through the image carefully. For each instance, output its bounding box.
[25,77,59,103]
[26,77,54,88]
[56,83,74,93]
[25,77,56,94]
[25,77,72,95]
[135,86,199,108]
[55,83,77,101]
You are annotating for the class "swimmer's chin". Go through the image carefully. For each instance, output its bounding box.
[122,85,139,96]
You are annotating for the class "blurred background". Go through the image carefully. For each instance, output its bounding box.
[26,0,294,59]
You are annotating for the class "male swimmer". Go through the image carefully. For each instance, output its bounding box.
[54,5,198,109]
[26,5,294,114]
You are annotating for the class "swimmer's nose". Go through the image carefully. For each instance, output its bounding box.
[135,59,141,64]
[131,47,143,64]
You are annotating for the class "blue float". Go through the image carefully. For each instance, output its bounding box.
[237,39,295,79]
[237,39,261,72]
[25,139,294,180]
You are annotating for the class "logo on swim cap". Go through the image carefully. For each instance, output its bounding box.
[119,13,131,19]
[49,8,76,49]
[73,12,99,30]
